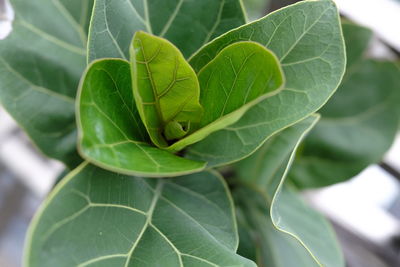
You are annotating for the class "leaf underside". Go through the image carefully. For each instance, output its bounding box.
[77,59,205,177]
[25,163,256,267]
[235,189,319,267]
[235,115,344,267]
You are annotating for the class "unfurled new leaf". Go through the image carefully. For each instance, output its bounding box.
[77,59,205,177]
[131,31,203,148]
[168,41,284,152]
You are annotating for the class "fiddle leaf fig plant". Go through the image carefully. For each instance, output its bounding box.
[0,0,366,266]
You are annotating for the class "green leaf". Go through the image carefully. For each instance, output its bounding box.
[235,188,323,267]
[77,59,206,177]
[290,23,400,188]
[234,115,344,267]
[168,41,284,152]
[340,22,373,68]
[88,0,246,61]
[25,163,256,267]
[184,0,346,168]
[130,31,203,147]
[0,0,93,167]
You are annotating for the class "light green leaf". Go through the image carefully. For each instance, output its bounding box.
[77,59,205,177]
[234,115,344,267]
[184,0,345,168]
[25,163,256,267]
[290,23,400,188]
[88,0,246,61]
[0,0,93,167]
[130,31,203,147]
[168,41,284,152]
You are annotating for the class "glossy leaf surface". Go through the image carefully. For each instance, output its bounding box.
[235,115,344,267]
[88,0,246,61]
[77,59,205,177]
[0,0,93,167]
[185,0,346,167]
[169,41,284,152]
[290,23,400,188]
[131,31,202,147]
[25,163,256,267]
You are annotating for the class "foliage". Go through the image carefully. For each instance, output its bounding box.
[0,0,397,266]
[290,22,400,188]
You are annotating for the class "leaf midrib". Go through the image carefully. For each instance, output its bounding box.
[51,0,87,45]
[136,40,165,124]
[17,20,86,55]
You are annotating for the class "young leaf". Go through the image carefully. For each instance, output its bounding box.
[25,163,256,267]
[77,59,205,177]
[168,41,284,152]
[234,115,344,267]
[88,0,246,61]
[184,0,346,168]
[290,23,400,188]
[130,31,203,148]
[0,0,93,167]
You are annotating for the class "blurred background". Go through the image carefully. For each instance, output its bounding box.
[1,0,400,266]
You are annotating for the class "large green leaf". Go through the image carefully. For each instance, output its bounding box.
[0,0,93,167]
[290,23,400,188]
[184,0,346,168]
[235,189,319,267]
[77,59,205,177]
[234,115,344,267]
[25,163,256,267]
[131,31,202,147]
[168,41,284,152]
[88,0,246,61]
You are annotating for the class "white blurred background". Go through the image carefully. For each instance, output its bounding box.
[1,0,400,266]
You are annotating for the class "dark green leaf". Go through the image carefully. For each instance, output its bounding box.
[235,188,321,267]
[169,41,284,152]
[0,0,93,167]
[290,23,400,188]
[184,0,346,168]
[88,0,246,61]
[341,22,372,68]
[234,115,344,267]
[25,163,256,267]
[130,31,202,147]
[77,59,205,177]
